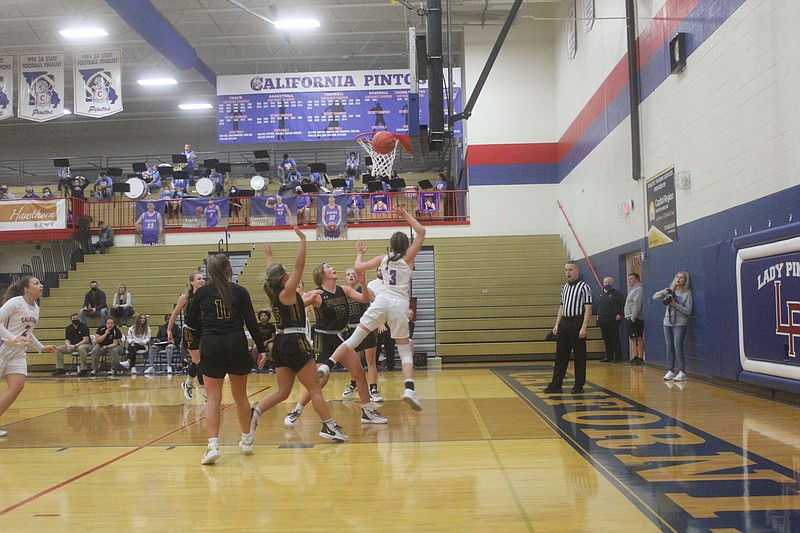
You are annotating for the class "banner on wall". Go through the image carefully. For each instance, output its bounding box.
[646,167,677,248]
[18,52,64,122]
[249,195,298,226]
[180,197,230,228]
[0,199,66,230]
[739,249,800,368]
[73,49,123,118]
[216,68,461,144]
[316,194,347,241]
[0,55,13,121]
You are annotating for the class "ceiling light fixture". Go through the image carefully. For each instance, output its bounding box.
[137,78,178,86]
[178,103,214,110]
[273,18,320,29]
[59,28,109,39]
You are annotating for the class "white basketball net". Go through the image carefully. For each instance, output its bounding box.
[356,134,399,179]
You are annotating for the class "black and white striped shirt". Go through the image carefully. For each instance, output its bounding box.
[561,279,592,317]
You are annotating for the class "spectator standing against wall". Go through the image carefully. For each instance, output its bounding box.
[625,273,645,366]
[544,261,593,394]
[597,276,626,364]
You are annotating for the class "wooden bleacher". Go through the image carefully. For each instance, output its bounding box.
[29,235,604,370]
[29,244,214,368]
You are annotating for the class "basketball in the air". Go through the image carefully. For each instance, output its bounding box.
[135,223,143,234]
[266,197,276,207]
[195,205,204,215]
[371,131,396,155]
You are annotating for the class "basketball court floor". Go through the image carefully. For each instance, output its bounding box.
[0,363,798,531]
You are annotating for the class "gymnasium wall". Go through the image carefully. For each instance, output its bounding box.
[555,0,800,389]
[460,0,800,389]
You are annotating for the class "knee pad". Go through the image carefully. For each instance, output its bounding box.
[398,343,413,366]
[188,362,197,378]
[345,327,369,350]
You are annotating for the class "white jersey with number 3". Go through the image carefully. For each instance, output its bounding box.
[0,296,42,360]
[380,256,412,300]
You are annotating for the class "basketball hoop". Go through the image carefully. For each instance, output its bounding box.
[355,132,411,179]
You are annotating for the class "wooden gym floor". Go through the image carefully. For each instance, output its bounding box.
[0,362,799,532]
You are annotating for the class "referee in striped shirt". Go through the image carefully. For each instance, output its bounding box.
[545,260,593,394]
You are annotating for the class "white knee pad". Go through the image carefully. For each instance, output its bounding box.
[398,343,413,366]
[345,327,369,350]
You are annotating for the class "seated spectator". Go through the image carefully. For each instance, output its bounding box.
[22,186,40,199]
[119,313,150,375]
[109,282,134,326]
[67,176,89,199]
[164,184,186,218]
[42,186,54,198]
[279,176,301,196]
[0,185,15,200]
[146,314,181,374]
[347,193,365,218]
[209,168,225,197]
[90,317,123,375]
[93,172,113,201]
[228,186,243,217]
[279,153,296,183]
[295,186,311,222]
[79,280,108,325]
[345,151,360,177]
[285,165,302,185]
[145,163,161,192]
[252,309,276,373]
[435,172,447,191]
[344,174,355,192]
[301,176,320,194]
[52,312,91,376]
[92,220,115,254]
[172,176,189,194]
[307,165,328,189]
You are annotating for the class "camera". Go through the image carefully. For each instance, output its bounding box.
[662,288,675,306]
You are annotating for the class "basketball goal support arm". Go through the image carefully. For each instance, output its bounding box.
[450,0,524,125]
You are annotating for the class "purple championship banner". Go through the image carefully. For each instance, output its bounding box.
[737,237,800,381]
[216,68,461,144]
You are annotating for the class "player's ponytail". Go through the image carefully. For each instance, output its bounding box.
[3,276,32,303]
[387,231,409,263]
[264,263,287,307]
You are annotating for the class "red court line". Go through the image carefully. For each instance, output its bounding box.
[0,385,271,517]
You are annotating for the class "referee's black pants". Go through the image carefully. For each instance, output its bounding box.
[550,316,587,388]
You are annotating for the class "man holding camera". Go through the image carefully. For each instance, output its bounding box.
[597,277,626,363]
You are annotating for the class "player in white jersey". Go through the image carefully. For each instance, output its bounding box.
[0,277,57,437]
[319,206,426,411]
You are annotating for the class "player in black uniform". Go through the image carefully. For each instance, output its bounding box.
[341,268,384,402]
[249,227,349,442]
[282,260,386,427]
[167,272,206,401]
[185,254,266,465]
